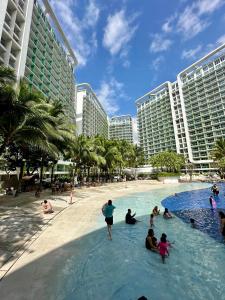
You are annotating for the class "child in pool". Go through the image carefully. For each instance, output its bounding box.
[158,234,170,263]
[150,214,154,227]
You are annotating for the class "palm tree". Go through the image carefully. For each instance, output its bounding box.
[0,81,55,156]
[212,138,225,178]
[212,138,225,160]
[0,66,15,86]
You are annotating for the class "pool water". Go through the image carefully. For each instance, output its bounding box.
[162,183,225,242]
[52,183,225,300]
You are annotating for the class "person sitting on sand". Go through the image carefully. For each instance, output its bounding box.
[163,208,173,219]
[125,209,137,224]
[152,206,160,216]
[145,229,158,252]
[41,200,54,214]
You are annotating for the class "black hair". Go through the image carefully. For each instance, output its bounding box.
[148,229,154,236]
[108,200,112,205]
[219,211,225,218]
[138,297,148,300]
[190,218,195,223]
[161,235,166,243]
[44,200,47,204]
[128,208,131,212]
[150,214,153,218]
[164,208,168,213]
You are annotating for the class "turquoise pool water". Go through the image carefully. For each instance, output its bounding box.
[53,183,225,300]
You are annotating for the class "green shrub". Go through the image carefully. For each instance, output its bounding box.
[157,172,180,177]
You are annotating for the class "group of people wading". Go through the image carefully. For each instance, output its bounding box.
[101,201,174,263]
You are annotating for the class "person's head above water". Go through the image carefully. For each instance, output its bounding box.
[190,218,195,224]
[108,200,112,205]
[160,235,167,243]
[161,233,167,240]
[44,200,47,204]
[148,228,154,236]
[164,208,169,213]
[128,209,131,213]
[154,206,158,210]
[219,211,225,218]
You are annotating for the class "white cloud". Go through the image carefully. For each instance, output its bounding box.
[176,0,224,39]
[96,78,127,115]
[152,56,164,70]
[132,117,138,145]
[181,45,202,59]
[150,34,172,53]
[83,0,100,28]
[177,6,209,39]
[49,0,100,67]
[217,34,225,45]
[162,15,176,33]
[103,10,138,56]
[196,0,224,15]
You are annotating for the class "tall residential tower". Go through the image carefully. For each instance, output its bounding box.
[76,83,109,138]
[136,43,225,170]
[0,0,77,121]
[109,115,134,143]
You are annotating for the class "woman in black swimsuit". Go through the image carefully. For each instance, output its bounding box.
[145,229,158,252]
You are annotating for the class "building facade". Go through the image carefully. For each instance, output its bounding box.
[0,0,77,122]
[136,43,225,170]
[109,115,134,143]
[76,83,109,138]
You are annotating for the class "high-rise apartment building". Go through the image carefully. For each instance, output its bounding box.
[109,115,134,143]
[136,43,225,170]
[0,0,77,121]
[76,83,108,138]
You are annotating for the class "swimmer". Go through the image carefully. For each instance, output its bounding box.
[190,218,196,228]
[209,196,213,208]
[163,208,173,219]
[158,234,170,264]
[145,229,158,252]
[152,206,160,216]
[150,214,154,227]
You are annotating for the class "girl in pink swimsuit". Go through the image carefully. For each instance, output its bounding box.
[158,234,170,263]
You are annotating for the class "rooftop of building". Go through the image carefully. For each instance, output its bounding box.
[135,42,225,106]
[76,83,107,116]
[38,0,78,66]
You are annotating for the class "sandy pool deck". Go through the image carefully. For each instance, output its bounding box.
[0,180,183,299]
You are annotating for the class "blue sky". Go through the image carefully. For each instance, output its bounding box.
[50,0,225,120]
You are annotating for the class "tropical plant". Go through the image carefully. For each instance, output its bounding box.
[149,151,185,173]
[212,138,225,178]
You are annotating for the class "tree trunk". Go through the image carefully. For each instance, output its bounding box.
[40,157,44,189]
[15,161,25,196]
[50,164,55,185]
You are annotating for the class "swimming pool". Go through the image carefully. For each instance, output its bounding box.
[52,183,225,300]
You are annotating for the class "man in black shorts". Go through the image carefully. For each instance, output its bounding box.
[102,200,116,240]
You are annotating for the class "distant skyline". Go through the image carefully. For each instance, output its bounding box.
[50,0,225,118]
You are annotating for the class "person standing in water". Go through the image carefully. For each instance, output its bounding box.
[219,211,225,241]
[102,200,116,240]
[150,214,154,227]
